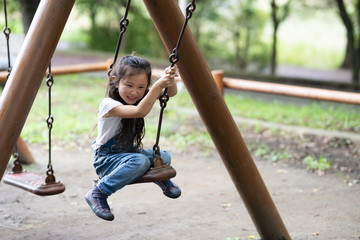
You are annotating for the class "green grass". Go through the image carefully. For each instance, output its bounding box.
[278,41,343,69]
[224,93,360,133]
[1,74,359,149]
[303,154,332,171]
[20,74,105,143]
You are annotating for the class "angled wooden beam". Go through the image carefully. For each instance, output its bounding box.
[143,1,291,239]
[0,0,75,180]
[16,137,36,164]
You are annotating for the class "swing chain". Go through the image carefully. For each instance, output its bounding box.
[153,0,197,157]
[3,0,21,166]
[108,0,132,76]
[3,0,12,78]
[168,0,196,68]
[45,63,56,184]
[11,146,23,173]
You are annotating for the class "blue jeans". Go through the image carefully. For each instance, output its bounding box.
[93,143,171,196]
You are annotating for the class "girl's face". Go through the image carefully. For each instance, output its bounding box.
[116,72,148,105]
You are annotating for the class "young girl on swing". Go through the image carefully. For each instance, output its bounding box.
[85,55,181,221]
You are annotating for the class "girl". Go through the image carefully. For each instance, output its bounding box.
[85,55,181,221]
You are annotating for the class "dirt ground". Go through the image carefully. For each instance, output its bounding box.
[1,111,359,240]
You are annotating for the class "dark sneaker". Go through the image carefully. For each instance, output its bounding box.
[85,182,114,221]
[155,179,181,199]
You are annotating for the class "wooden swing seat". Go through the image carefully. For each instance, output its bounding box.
[3,171,65,196]
[134,165,176,183]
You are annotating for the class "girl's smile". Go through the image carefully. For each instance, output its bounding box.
[117,73,148,105]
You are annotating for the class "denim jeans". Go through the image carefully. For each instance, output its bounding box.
[93,139,171,196]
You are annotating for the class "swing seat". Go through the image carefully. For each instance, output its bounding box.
[3,171,65,196]
[134,165,176,183]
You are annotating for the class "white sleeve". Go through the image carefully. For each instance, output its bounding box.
[98,98,122,118]
[92,98,123,150]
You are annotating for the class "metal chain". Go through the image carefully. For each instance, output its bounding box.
[45,63,55,182]
[168,0,196,68]
[108,0,132,76]
[3,0,12,78]
[3,0,20,169]
[153,0,197,157]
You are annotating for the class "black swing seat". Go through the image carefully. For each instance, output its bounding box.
[3,171,65,196]
[134,165,176,183]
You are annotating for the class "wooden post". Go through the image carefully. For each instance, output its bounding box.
[143,1,291,239]
[16,137,36,164]
[211,70,224,95]
[223,77,360,105]
[0,0,75,180]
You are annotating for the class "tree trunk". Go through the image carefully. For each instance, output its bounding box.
[18,0,41,34]
[356,0,360,85]
[335,0,359,84]
[270,24,278,75]
[270,0,278,75]
[270,0,279,75]
[234,31,241,68]
[342,39,353,68]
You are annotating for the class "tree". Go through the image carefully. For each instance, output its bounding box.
[188,0,220,43]
[223,0,267,70]
[270,0,291,75]
[0,0,38,34]
[296,0,359,84]
[17,0,40,34]
[334,0,359,84]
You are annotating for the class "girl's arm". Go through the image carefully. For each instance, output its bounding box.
[166,79,178,97]
[105,73,175,119]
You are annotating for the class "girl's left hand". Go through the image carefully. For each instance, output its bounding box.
[165,65,179,79]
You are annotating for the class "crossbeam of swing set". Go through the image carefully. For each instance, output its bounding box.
[2,61,360,105]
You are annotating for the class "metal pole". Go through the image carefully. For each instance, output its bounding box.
[0,0,75,180]
[143,1,291,239]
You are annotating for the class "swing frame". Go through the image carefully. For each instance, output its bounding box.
[1,0,65,196]
[0,0,290,238]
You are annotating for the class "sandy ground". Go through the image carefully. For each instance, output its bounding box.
[0,138,359,240]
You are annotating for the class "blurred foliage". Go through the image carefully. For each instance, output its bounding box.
[0,0,350,73]
[222,0,269,69]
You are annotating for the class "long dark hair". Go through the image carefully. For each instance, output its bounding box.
[106,55,152,152]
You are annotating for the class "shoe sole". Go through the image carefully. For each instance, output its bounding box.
[164,189,181,199]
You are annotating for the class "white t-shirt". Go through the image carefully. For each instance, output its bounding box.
[92,97,123,150]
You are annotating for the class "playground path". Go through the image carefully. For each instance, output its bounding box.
[0,34,354,84]
[1,37,354,85]
[0,141,359,240]
[49,51,353,84]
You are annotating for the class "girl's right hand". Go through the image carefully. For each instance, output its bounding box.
[153,65,178,97]
[156,72,176,89]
